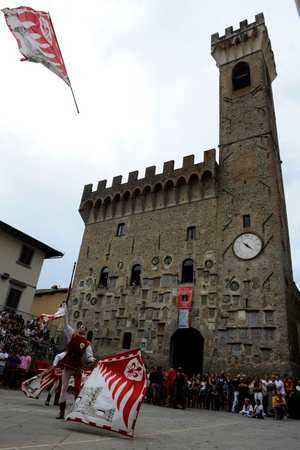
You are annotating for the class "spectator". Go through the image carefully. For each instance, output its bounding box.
[252,398,264,419]
[239,398,253,417]
[149,366,164,405]
[172,367,187,409]
[2,351,21,389]
[0,345,8,381]
[272,391,287,420]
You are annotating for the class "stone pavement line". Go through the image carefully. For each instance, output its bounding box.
[0,421,242,450]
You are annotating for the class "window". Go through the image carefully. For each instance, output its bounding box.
[6,287,22,310]
[98,267,109,288]
[18,245,34,266]
[265,311,274,323]
[243,214,251,228]
[130,264,142,287]
[232,61,251,90]
[186,226,196,241]
[116,223,125,237]
[181,258,194,283]
[122,332,132,349]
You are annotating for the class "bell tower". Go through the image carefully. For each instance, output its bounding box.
[211,14,297,373]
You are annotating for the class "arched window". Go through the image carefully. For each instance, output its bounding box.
[181,258,194,283]
[130,264,142,287]
[122,332,132,349]
[99,267,109,288]
[232,62,251,91]
[186,226,196,241]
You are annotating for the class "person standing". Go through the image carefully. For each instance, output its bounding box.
[56,305,95,419]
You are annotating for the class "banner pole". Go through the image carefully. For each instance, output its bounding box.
[65,261,77,305]
[48,12,80,113]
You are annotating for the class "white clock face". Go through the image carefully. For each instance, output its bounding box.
[233,233,263,260]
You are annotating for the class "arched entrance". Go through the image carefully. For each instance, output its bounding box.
[170,328,204,375]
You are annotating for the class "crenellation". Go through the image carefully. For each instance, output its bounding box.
[112,175,122,186]
[211,13,265,46]
[81,184,93,203]
[255,12,264,25]
[79,150,218,209]
[97,180,107,191]
[145,166,156,179]
[128,171,139,184]
[239,19,248,29]
[163,160,174,174]
[182,154,194,169]
[204,148,216,165]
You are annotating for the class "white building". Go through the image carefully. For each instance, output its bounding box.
[0,221,63,314]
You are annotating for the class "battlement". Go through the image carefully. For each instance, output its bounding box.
[80,149,218,223]
[211,13,264,46]
[211,13,276,81]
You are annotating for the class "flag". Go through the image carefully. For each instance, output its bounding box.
[39,302,66,323]
[2,6,70,85]
[66,349,147,437]
[22,367,60,399]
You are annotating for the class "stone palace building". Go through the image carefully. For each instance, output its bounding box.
[69,13,300,375]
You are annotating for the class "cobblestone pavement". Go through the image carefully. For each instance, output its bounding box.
[0,389,299,450]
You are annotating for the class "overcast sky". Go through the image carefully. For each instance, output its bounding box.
[1,0,300,289]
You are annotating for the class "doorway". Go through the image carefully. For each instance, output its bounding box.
[170,328,204,375]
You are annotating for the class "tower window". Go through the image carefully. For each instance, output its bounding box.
[99,267,109,288]
[232,61,251,90]
[122,332,132,349]
[186,226,196,241]
[130,264,142,287]
[18,245,34,266]
[243,215,251,228]
[181,258,194,283]
[116,223,125,237]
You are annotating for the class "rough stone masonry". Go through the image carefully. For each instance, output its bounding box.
[69,13,300,376]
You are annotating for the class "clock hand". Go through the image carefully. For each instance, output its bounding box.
[243,242,252,250]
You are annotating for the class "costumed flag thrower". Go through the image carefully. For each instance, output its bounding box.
[66,349,147,438]
[2,6,79,112]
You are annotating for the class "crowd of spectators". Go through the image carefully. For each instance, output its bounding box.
[0,310,51,353]
[0,309,56,389]
[146,367,300,420]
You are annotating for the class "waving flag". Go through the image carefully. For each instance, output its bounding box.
[39,302,66,323]
[2,6,70,84]
[66,349,147,437]
[2,6,79,112]
[22,367,60,399]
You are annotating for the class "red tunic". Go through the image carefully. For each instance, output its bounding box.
[61,334,90,371]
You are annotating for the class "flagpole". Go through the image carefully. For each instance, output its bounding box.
[48,13,80,114]
[65,261,77,305]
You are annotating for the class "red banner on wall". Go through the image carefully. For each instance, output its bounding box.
[176,287,193,309]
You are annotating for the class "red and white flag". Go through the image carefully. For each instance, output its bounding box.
[39,302,66,323]
[22,367,60,399]
[66,349,147,437]
[2,6,70,85]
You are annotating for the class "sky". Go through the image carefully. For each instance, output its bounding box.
[0,0,300,289]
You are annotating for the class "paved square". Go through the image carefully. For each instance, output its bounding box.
[0,389,299,450]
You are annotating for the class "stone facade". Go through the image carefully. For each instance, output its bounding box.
[70,13,300,375]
